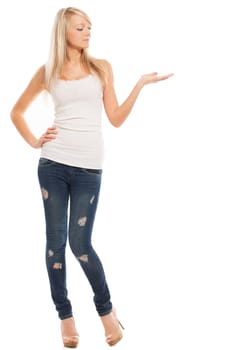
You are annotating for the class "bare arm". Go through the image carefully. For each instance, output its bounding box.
[102,60,173,127]
[10,65,56,148]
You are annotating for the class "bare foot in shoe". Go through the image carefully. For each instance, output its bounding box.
[61,317,79,348]
[100,310,123,346]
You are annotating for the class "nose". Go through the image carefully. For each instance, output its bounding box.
[84,26,91,34]
[84,32,91,40]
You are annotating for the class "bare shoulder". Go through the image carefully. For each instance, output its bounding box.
[11,64,47,114]
[96,59,113,73]
[100,59,112,70]
[97,59,114,85]
[31,64,46,88]
[35,64,46,77]
[22,64,46,97]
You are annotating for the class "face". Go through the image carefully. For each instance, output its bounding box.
[66,14,91,49]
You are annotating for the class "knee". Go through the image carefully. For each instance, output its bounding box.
[69,234,92,263]
[46,246,65,270]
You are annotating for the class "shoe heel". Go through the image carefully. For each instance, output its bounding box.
[112,307,125,330]
[62,335,79,348]
[118,320,125,330]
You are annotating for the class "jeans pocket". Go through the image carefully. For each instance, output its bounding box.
[83,168,102,176]
[38,158,56,168]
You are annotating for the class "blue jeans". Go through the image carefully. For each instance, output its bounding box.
[37,158,112,319]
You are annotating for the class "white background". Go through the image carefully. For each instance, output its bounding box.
[1,0,233,349]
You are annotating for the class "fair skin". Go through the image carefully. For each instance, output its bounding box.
[11,13,173,344]
[11,14,173,148]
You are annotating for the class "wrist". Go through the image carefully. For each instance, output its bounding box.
[136,77,145,90]
[29,137,40,149]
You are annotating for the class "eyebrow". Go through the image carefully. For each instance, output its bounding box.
[76,22,91,26]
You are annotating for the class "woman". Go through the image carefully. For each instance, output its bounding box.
[11,6,173,348]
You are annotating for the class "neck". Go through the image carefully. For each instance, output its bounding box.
[66,47,82,64]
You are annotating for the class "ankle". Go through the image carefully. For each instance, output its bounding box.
[100,311,122,335]
[61,317,79,337]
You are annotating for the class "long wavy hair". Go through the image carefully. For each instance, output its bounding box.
[45,7,107,90]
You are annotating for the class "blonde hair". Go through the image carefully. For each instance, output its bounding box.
[45,7,107,90]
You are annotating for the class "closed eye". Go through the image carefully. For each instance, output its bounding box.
[76,26,91,31]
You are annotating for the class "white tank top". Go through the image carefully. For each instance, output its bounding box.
[41,74,104,169]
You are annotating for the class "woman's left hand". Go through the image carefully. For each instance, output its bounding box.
[140,72,174,86]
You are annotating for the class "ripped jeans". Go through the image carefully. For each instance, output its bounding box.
[37,158,112,319]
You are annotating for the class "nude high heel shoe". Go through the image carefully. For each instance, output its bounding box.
[61,317,79,348]
[62,335,79,348]
[101,308,125,346]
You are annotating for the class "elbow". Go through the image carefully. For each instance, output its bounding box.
[111,120,122,128]
[108,115,123,128]
[10,109,16,123]
[10,107,21,125]
[107,110,126,127]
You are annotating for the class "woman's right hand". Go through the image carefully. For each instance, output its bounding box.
[33,127,57,148]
